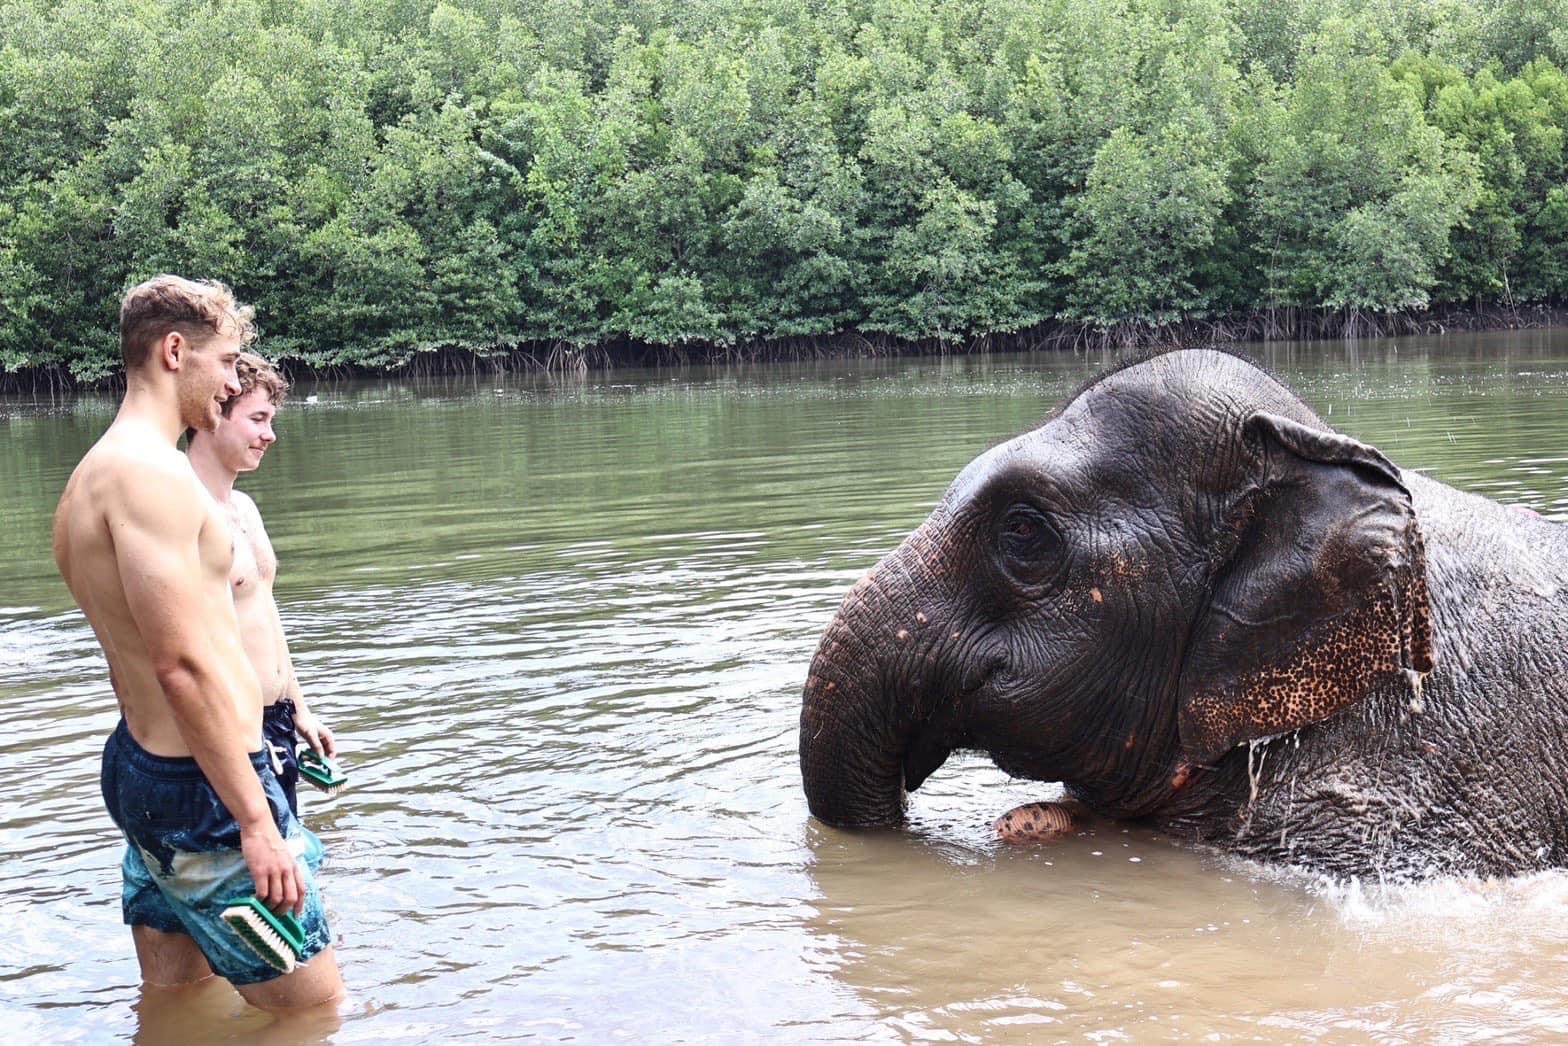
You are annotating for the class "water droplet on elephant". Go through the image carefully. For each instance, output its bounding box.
[1404,667,1427,714]
[1247,739,1269,802]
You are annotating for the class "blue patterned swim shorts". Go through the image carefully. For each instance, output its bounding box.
[99,719,332,985]
[262,697,301,816]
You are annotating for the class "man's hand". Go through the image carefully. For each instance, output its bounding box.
[241,821,305,915]
[294,709,336,757]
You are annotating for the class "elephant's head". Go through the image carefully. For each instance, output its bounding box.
[800,349,1434,828]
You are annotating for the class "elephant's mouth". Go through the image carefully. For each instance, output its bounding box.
[901,726,953,793]
[900,674,990,795]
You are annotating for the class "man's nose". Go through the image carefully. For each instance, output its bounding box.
[223,373,242,397]
[260,425,276,444]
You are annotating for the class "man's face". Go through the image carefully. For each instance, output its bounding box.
[212,389,279,473]
[177,332,244,433]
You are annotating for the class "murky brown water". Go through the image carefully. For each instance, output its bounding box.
[4,334,1568,1041]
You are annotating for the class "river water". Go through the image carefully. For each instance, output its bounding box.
[3,335,1568,1041]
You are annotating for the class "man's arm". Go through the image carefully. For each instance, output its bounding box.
[285,666,336,757]
[274,617,335,755]
[246,494,337,758]
[113,462,305,913]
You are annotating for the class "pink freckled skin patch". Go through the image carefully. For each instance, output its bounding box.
[1090,588,1103,603]
[994,801,1076,843]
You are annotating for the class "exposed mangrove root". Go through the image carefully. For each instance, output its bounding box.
[4,303,1564,392]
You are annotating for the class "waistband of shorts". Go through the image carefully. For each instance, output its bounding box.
[111,719,270,780]
[263,697,297,720]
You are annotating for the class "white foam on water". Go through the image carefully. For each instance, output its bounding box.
[1316,868,1568,947]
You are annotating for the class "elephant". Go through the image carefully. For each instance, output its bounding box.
[799,348,1568,879]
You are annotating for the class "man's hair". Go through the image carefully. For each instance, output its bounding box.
[119,274,257,369]
[225,351,289,414]
[184,352,289,445]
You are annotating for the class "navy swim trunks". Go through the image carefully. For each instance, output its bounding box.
[262,697,300,815]
[99,719,332,986]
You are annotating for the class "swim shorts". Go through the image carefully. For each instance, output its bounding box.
[262,697,300,815]
[99,719,332,986]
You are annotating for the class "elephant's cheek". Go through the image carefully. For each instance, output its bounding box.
[994,801,1076,843]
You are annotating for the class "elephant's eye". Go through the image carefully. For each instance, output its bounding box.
[997,504,1060,579]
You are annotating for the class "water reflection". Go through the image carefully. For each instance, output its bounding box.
[131,979,342,1044]
[2,336,1568,1040]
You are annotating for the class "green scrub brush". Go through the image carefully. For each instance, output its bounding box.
[298,749,347,796]
[221,896,305,974]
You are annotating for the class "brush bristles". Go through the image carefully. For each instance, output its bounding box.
[223,907,299,974]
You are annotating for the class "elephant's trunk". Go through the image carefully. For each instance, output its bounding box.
[800,537,952,828]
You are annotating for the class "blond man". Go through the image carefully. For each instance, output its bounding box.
[186,353,335,815]
[53,276,342,1010]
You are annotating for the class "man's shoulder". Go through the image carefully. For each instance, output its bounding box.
[66,432,183,500]
[90,423,194,472]
[229,489,277,563]
[87,429,207,519]
[229,488,270,534]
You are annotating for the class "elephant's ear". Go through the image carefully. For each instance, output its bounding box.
[1177,412,1434,765]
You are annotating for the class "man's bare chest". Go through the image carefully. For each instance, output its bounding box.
[226,504,276,594]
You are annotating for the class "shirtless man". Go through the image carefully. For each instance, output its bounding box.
[52,276,343,1010]
[185,353,335,815]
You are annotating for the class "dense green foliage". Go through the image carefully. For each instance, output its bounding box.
[4,0,1568,378]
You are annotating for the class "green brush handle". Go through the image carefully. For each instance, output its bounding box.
[297,748,348,789]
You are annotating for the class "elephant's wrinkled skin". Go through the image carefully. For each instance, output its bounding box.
[799,349,1568,879]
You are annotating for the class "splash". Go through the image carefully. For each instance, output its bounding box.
[1318,869,1568,946]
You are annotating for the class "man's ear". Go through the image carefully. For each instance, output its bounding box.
[1177,412,1434,765]
[158,330,186,371]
